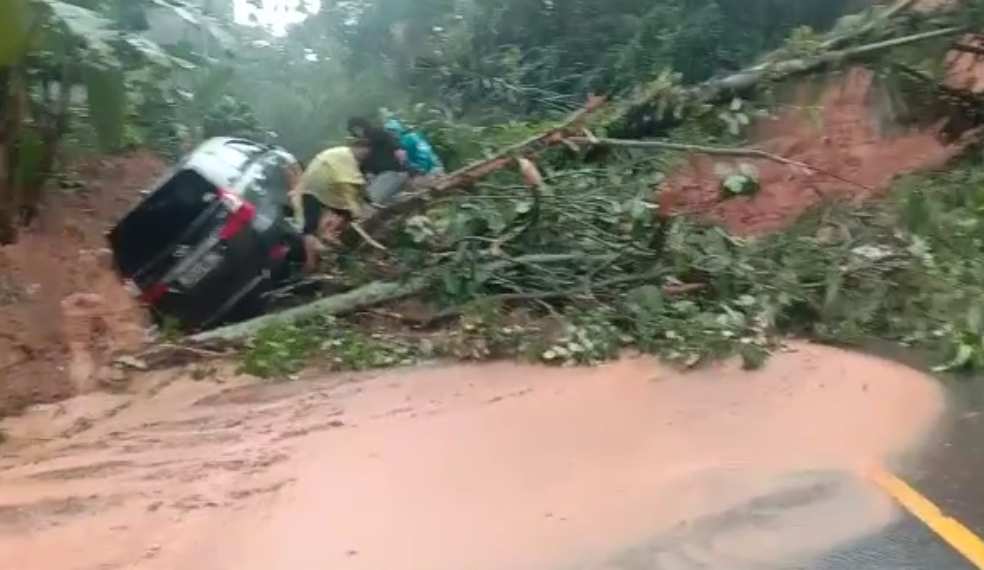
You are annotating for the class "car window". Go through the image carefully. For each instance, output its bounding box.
[240,153,294,230]
[183,140,266,189]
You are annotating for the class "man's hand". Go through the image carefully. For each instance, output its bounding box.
[302,235,325,273]
[318,211,349,244]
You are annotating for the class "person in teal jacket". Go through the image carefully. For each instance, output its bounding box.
[384,119,445,177]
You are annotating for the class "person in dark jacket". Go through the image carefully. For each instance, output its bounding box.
[347,116,408,206]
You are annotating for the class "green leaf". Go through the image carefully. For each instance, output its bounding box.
[723,175,749,195]
[0,0,30,66]
[626,285,665,314]
[822,270,843,314]
[739,344,768,370]
[13,128,44,189]
[84,64,127,151]
[969,305,984,336]
[123,36,196,70]
[45,0,120,65]
[149,0,198,25]
[932,343,976,373]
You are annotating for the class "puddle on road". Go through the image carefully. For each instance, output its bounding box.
[0,342,945,570]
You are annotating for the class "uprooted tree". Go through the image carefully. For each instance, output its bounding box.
[190,0,984,349]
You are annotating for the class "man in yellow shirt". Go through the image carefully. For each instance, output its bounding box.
[290,141,375,271]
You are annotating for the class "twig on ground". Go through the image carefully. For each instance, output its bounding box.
[152,343,229,357]
[351,222,389,251]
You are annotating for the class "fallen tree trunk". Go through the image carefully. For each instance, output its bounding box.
[190,276,432,344]
[365,99,606,229]
[690,26,962,97]
[432,95,608,193]
[820,0,917,51]
[606,26,964,130]
[189,253,596,344]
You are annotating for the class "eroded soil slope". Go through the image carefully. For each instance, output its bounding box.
[0,152,165,416]
[659,67,968,234]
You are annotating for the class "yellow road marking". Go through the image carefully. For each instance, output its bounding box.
[869,467,984,569]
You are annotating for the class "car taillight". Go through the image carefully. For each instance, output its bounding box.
[140,282,169,305]
[216,188,256,240]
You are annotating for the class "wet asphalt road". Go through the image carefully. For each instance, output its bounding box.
[804,371,984,570]
[813,347,984,570]
[580,350,984,570]
[808,517,970,569]
[574,472,973,570]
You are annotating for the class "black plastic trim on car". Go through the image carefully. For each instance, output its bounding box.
[132,197,225,283]
[199,270,270,330]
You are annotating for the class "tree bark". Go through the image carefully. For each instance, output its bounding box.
[819,0,917,51]
[605,26,964,131]
[432,95,608,193]
[25,62,72,225]
[189,254,592,344]
[0,67,19,245]
[694,26,962,96]
[190,276,432,344]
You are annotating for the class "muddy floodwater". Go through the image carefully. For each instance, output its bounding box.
[0,342,944,569]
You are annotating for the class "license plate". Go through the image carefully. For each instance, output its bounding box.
[177,251,223,288]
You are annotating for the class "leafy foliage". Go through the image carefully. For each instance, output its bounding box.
[0,0,245,242]
[221,0,871,156]
[240,316,421,379]
[6,0,982,379]
[359,140,984,373]
[0,0,31,66]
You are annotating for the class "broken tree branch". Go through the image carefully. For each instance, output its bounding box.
[567,137,875,191]
[432,95,608,193]
[692,26,963,100]
[189,254,599,344]
[891,62,984,107]
[190,276,432,344]
[365,100,606,228]
[606,25,964,131]
[351,222,389,251]
[820,0,917,51]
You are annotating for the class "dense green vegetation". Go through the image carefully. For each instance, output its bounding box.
[4,0,984,376]
[242,153,984,376]
[237,0,877,159]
